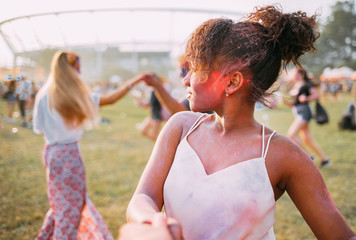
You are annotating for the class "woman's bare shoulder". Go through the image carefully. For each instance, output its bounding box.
[267,132,315,172]
[167,112,205,128]
[154,111,207,149]
[269,133,309,159]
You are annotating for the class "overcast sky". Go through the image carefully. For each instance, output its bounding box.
[0,0,339,67]
[0,0,338,22]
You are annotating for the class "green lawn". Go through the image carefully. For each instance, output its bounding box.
[0,94,355,240]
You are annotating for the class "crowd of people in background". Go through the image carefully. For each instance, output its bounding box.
[0,74,39,128]
[1,63,355,133]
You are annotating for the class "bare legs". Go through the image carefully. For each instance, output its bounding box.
[139,117,162,141]
[287,117,328,162]
[6,102,15,122]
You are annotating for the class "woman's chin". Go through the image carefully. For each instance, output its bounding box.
[189,105,200,112]
[190,105,210,113]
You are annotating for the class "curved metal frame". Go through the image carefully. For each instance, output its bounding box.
[0,8,245,55]
[0,8,245,79]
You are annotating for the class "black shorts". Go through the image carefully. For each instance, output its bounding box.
[151,110,162,121]
[293,104,313,122]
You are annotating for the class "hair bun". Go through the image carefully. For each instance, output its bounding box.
[247,5,319,66]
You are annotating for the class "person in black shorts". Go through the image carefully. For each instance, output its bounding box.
[284,67,330,168]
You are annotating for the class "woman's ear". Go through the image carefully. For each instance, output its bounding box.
[225,72,244,96]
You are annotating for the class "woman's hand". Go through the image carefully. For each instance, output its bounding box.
[166,216,183,240]
[99,73,151,106]
[119,213,181,240]
[298,94,308,103]
[143,74,162,88]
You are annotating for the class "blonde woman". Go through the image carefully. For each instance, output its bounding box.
[33,51,147,240]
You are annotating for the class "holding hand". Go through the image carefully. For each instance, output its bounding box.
[298,94,308,103]
[119,213,182,240]
[143,73,162,88]
[99,73,152,106]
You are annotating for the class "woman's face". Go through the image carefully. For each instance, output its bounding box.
[182,70,226,112]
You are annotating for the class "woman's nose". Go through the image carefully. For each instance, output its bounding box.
[182,73,190,87]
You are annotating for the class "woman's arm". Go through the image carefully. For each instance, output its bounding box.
[280,139,355,239]
[126,112,199,223]
[143,75,188,114]
[99,73,148,106]
[32,90,45,135]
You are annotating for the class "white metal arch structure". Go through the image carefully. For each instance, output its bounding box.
[0,8,245,81]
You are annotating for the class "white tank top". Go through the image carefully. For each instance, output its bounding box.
[164,114,276,240]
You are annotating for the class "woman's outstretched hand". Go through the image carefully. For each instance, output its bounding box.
[118,213,182,240]
[143,73,162,88]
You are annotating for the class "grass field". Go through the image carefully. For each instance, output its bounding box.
[0,94,355,240]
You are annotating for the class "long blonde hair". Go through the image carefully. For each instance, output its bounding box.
[47,51,97,128]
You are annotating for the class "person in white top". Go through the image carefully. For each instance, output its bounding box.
[33,50,149,240]
[16,75,32,126]
[122,5,356,240]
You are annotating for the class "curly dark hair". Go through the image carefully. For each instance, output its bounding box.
[181,5,319,105]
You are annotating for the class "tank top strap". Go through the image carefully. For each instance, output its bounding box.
[185,113,211,137]
[260,125,265,158]
[261,124,276,159]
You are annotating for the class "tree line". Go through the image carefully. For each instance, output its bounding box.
[302,0,356,76]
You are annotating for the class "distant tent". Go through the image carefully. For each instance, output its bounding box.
[321,66,354,82]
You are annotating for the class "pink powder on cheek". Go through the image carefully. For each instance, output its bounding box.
[205,71,226,92]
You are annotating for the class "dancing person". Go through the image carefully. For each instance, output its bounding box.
[125,6,355,240]
[284,67,330,167]
[33,51,148,240]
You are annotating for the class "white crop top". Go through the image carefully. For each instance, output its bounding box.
[33,89,100,145]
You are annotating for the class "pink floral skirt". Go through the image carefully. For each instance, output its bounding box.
[36,142,113,240]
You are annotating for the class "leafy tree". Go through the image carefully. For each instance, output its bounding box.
[301,0,356,75]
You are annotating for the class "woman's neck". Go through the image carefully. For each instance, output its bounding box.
[214,100,258,134]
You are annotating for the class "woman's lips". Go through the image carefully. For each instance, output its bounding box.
[186,91,192,99]
[186,88,192,99]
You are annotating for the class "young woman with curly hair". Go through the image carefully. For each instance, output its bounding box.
[123,6,355,240]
